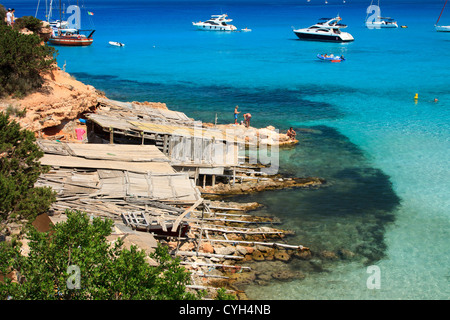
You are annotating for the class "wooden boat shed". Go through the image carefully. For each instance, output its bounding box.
[85,98,248,187]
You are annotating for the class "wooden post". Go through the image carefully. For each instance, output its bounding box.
[212,174,216,187]
[232,167,236,186]
[203,174,206,189]
[194,167,199,186]
[163,134,168,154]
[109,127,114,144]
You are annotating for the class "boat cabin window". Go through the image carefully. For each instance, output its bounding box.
[333,29,341,34]
[221,22,227,26]
[309,26,319,29]
[317,29,329,32]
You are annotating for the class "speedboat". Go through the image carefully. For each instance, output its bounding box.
[241,27,252,32]
[293,17,354,42]
[317,54,345,62]
[192,14,237,31]
[109,41,125,47]
[365,17,398,28]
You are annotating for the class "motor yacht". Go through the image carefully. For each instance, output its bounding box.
[293,17,354,42]
[192,14,237,31]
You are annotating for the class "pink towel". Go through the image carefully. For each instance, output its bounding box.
[75,128,86,140]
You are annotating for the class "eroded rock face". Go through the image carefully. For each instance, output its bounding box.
[1,68,103,133]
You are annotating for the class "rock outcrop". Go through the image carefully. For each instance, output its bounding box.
[1,68,103,133]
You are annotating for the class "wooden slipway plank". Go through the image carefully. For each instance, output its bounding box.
[40,154,175,174]
[67,143,169,162]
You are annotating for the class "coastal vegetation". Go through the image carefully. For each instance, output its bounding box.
[0,112,55,224]
[0,211,200,300]
[13,16,43,34]
[0,16,57,98]
[0,114,234,300]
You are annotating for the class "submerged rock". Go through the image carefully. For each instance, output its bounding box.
[252,250,265,261]
[271,270,304,281]
[274,250,291,262]
[320,250,339,260]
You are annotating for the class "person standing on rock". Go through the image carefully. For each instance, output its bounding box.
[234,105,240,124]
[243,113,251,128]
[6,9,12,26]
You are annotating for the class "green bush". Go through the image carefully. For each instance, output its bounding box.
[0,5,6,25]
[0,24,57,98]
[0,211,200,300]
[0,112,56,222]
[13,16,43,33]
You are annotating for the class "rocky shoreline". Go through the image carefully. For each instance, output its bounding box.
[0,65,334,300]
[200,176,325,198]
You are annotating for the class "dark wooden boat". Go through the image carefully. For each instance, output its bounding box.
[48,30,95,46]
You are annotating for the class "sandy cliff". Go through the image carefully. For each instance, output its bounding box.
[0,68,103,134]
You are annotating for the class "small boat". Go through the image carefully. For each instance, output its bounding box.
[401,25,408,28]
[193,14,237,31]
[435,0,450,32]
[317,54,345,62]
[293,16,354,42]
[109,41,125,47]
[241,27,252,32]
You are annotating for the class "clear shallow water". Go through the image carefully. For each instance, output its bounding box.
[6,0,449,299]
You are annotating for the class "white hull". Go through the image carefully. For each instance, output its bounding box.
[294,28,354,42]
[193,22,237,31]
[435,25,450,32]
[109,41,125,47]
[293,16,354,42]
[192,14,237,32]
[366,21,398,28]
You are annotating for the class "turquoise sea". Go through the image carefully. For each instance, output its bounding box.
[6,0,449,299]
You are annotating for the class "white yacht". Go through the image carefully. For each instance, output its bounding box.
[435,0,450,32]
[365,17,398,29]
[365,1,398,28]
[293,17,354,42]
[192,14,237,31]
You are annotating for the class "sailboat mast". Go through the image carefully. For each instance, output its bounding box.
[436,0,448,25]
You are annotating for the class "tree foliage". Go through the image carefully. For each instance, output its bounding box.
[0,112,56,222]
[0,5,6,25]
[0,24,57,97]
[13,16,43,33]
[0,211,200,300]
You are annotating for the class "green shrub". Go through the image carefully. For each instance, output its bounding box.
[13,16,43,33]
[0,24,57,98]
[0,211,200,300]
[0,5,6,25]
[0,112,56,222]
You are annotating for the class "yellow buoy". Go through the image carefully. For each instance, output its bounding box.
[414,93,418,100]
